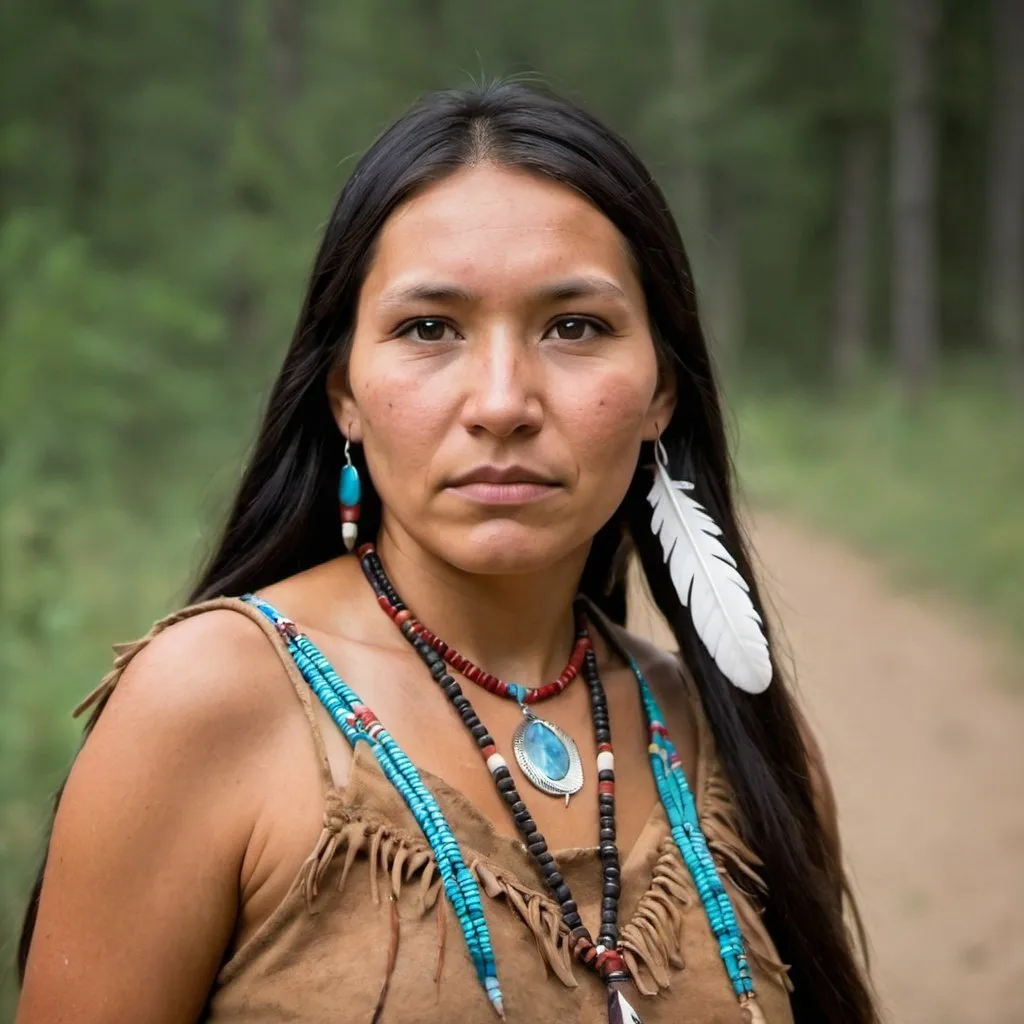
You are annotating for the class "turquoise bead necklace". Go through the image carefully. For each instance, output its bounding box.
[244,594,504,1015]
[359,544,588,803]
[243,588,762,1022]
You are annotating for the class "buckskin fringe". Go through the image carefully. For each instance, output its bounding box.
[619,836,693,995]
[301,813,442,912]
[78,602,794,1003]
[72,599,259,729]
[730,882,795,993]
[472,859,578,988]
[701,762,769,893]
[371,896,402,1024]
[301,795,792,999]
[695,720,794,994]
[72,637,150,725]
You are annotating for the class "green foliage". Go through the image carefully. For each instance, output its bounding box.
[0,209,248,1010]
[0,0,1018,1013]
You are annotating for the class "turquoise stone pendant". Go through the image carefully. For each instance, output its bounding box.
[511,706,584,801]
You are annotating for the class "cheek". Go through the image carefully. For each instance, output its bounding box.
[566,370,655,470]
[350,355,452,498]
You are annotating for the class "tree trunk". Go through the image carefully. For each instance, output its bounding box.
[219,0,258,350]
[269,0,305,119]
[709,179,744,365]
[832,124,876,385]
[218,0,241,164]
[63,0,99,232]
[668,0,709,283]
[891,0,940,402]
[983,0,1024,392]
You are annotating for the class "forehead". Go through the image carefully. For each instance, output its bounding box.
[364,163,639,296]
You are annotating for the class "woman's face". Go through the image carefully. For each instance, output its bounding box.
[331,163,675,576]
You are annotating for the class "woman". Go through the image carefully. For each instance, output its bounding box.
[16,83,877,1023]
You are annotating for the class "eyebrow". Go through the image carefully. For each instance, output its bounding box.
[376,275,631,310]
[539,276,630,303]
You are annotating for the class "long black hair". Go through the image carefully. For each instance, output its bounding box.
[20,81,877,1022]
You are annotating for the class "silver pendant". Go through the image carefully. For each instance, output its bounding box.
[511,706,584,801]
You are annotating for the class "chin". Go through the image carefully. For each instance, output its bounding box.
[436,519,585,577]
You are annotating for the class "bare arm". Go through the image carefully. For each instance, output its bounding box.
[16,611,288,1024]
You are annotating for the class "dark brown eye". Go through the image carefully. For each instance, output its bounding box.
[413,319,447,341]
[548,318,598,341]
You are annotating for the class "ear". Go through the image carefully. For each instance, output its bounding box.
[326,361,363,443]
[641,364,677,442]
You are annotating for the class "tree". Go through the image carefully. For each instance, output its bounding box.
[831,124,876,384]
[667,0,710,285]
[270,0,306,114]
[666,0,745,364]
[983,0,1024,391]
[829,0,887,387]
[892,0,941,400]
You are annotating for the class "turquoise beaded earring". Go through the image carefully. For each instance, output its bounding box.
[339,438,361,551]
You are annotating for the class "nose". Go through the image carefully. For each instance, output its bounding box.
[460,330,544,439]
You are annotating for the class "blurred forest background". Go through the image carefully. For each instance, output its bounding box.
[1,0,1023,1016]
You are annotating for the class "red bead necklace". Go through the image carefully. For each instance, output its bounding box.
[360,543,589,704]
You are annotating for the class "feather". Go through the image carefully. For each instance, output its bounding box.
[646,451,772,694]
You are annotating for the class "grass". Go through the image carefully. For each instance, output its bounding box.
[0,467,235,1015]
[731,371,1024,660]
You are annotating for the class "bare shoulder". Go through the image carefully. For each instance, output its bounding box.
[66,601,324,837]
[61,603,296,845]
[91,604,298,756]
[56,600,319,903]
[19,604,310,1022]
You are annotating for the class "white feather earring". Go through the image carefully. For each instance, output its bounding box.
[646,437,772,694]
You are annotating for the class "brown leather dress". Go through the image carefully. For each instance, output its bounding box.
[77,599,795,1024]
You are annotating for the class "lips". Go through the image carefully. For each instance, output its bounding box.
[446,464,559,487]
[445,464,562,504]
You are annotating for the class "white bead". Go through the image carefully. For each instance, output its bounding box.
[342,522,358,551]
[486,752,507,774]
[597,751,615,773]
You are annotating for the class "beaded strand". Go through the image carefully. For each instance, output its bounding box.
[633,660,755,1003]
[359,545,587,704]
[584,606,760,1015]
[359,551,636,984]
[244,585,763,1020]
[582,647,623,955]
[243,594,505,1017]
[368,554,762,1014]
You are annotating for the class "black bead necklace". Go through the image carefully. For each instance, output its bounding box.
[359,548,638,1002]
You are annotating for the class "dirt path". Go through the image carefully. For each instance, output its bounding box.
[627,511,1024,1024]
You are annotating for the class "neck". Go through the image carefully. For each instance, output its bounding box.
[374,523,590,687]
